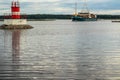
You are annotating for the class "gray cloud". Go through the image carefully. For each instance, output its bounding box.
[0,0,119,15]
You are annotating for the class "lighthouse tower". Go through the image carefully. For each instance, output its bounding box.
[11,0,20,19]
[0,0,33,29]
[3,0,27,25]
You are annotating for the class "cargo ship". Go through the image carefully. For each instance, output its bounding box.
[72,0,97,21]
[72,12,97,21]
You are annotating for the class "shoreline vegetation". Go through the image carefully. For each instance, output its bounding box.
[0,14,120,21]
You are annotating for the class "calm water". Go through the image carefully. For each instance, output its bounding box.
[0,20,120,80]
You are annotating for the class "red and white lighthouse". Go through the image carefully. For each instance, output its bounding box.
[11,0,20,19]
[0,0,33,29]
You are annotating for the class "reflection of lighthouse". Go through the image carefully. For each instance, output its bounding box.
[12,30,21,78]
[12,30,21,77]
[0,0,33,29]
[3,30,22,78]
[12,30,21,55]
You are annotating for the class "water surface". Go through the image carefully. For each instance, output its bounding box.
[0,20,120,80]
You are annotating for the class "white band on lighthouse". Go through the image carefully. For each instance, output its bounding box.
[4,19,27,25]
[12,12,20,15]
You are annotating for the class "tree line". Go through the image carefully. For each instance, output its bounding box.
[0,14,120,20]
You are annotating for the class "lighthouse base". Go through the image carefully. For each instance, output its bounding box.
[0,19,33,29]
[0,24,33,29]
[4,19,27,25]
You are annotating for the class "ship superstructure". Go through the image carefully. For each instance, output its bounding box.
[72,0,97,21]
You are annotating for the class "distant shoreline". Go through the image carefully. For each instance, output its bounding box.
[0,14,120,20]
[27,19,56,21]
[0,19,56,21]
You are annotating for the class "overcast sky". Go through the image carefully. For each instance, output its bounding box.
[0,0,120,15]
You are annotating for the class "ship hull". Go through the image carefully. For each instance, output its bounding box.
[72,16,97,21]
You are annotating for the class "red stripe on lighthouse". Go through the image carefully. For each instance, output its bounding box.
[12,7,20,12]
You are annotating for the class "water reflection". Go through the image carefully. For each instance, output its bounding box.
[12,30,21,78]
[12,30,21,55]
[2,30,23,79]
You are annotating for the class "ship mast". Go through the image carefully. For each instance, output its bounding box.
[74,2,77,16]
[81,0,89,13]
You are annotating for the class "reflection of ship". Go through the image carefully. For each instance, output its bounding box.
[72,0,97,21]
